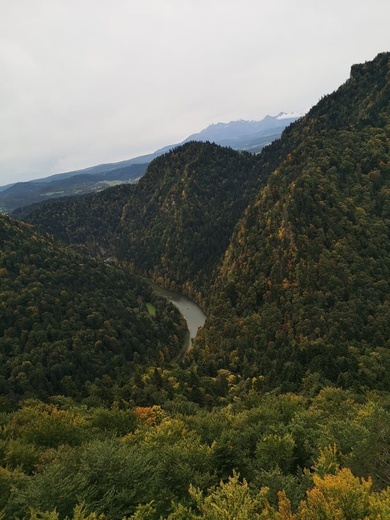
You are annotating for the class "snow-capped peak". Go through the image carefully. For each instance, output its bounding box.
[276,111,304,120]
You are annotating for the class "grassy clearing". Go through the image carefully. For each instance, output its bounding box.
[146,302,156,316]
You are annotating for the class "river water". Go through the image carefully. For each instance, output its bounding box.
[148,281,206,351]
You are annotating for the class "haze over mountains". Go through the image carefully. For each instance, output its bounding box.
[0,113,299,213]
[1,53,389,517]
[182,112,300,151]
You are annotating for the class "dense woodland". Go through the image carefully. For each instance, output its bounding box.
[194,105,390,392]
[1,52,389,518]
[0,215,186,402]
[18,142,263,305]
[0,389,388,518]
[13,184,135,256]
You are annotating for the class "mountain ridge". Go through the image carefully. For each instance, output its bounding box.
[192,51,390,390]
[0,113,299,213]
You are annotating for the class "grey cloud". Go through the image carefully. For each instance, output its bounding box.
[0,0,389,185]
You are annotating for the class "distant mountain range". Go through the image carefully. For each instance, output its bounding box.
[183,112,301,151]
[0,113,300,213]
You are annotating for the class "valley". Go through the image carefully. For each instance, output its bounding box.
[148,280,207,357]
[0,52,389,518]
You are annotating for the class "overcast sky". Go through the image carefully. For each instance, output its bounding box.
[1,0,389,186]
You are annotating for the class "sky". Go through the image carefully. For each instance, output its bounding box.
[0,1,389,186]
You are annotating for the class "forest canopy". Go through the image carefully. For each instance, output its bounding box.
[0,215,186,401]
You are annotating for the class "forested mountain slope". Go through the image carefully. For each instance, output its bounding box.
[0,215,186,401]
[193,52,390,391]
[13,183,135,252]
[17,132,313,305]
[19,142,264,305]
[116,142,262,302]
[15,53,390,390]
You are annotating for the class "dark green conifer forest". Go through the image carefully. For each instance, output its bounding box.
[0,215,186,401]
[1,52,389,518]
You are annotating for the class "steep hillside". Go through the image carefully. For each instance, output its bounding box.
[19,142,264,304]
[193,52,390,391]
[15,54,390,394]
[116,141,262,302]
[0,215,186,401]
[14,183,135,252]
[16,132,306,305]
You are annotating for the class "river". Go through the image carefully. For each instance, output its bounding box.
[148,281,206,354]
